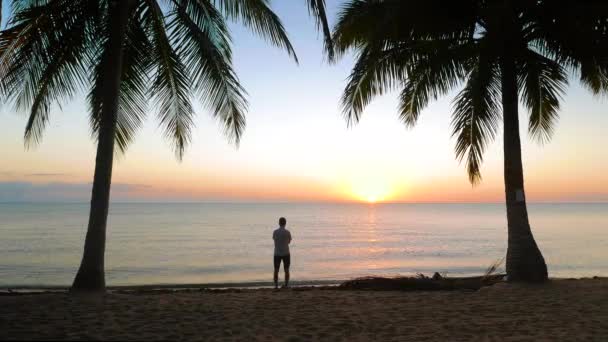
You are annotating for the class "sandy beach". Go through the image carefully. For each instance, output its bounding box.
[1,278,607,341]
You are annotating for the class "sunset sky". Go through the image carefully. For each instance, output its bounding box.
[0,0,607,203]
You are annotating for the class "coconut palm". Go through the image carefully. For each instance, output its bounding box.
[332,0,608,282]
[0,0,332,291]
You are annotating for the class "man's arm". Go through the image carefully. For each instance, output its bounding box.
[288,231,292,244]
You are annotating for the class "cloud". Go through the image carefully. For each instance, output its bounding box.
[0,171,71,179]
[0,181,152,202]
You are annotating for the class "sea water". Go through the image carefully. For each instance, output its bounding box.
[1,202,606,286]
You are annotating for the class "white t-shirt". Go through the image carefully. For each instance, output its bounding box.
[273,227,292,256]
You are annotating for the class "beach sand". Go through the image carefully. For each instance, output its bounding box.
[1,278,607,341]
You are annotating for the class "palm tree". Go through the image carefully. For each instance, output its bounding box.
[0,0,332,291]
[332,0,608,282]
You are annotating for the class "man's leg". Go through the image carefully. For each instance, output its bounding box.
[283,255,291,287]
[273,256,280,289]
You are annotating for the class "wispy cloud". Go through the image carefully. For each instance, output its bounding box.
[0,171,71,178]
[0,181,152,202]
[25,173,71,177]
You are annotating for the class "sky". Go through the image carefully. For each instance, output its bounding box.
[0,0,607,203]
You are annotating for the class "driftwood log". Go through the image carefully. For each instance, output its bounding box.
[339,274,506,291]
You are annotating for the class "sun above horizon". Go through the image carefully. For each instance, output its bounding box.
[348,176,395,203]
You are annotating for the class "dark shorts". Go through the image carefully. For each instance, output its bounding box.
[274,254,291,270]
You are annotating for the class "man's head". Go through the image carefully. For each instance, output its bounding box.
[279,217,286,228]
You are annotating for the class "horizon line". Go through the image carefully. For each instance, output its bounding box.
[1,200,607,205]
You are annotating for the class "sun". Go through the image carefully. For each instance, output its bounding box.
[349,178,391,203]
[342,170,406,203]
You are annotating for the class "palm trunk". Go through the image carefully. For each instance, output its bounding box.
[71,0,133,291]
[500,54,548,282]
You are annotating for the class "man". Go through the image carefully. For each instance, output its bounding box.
[273,217,292,289]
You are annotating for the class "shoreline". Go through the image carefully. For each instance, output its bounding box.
[0,279,345,293]
[2,276,605,293]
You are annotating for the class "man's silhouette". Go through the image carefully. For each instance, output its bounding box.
[273,217,292,289]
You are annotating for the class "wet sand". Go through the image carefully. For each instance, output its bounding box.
[1,278,607,341]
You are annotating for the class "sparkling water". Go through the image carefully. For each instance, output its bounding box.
[1,202,606,286]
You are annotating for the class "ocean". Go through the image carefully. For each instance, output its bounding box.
[1,202,606,287]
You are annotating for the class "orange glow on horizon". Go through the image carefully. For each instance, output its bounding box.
[344,172,406,203]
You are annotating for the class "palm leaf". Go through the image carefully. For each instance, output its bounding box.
[530,1,608,94]
[518,49,567,143]
[89,2,152,153]
[144,0,195,159]
[170,0,248,145]
[333,0,475,58]
[0,0,97,146]
[305,0,333,59]
[451,54,501,184]
[341,43,408,126]
[211,0,298,63]
[398,41,473,127]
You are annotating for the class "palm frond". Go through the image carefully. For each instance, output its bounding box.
[0,0,97,146]
[530,1,608,94]
[341,43,408,126]
[144,0,194,159]
[305,0,333,59]
[451,55,501,184]
[211,0,298,63]
[170,0,248,145]
[333,0,476,58]
[332,0,399,58]
[341,38,473,127]
[398,41,473,127]
[334,0,478,126]
[89,2,152,153]
[518,49,567,143]
[579,58,608,95]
